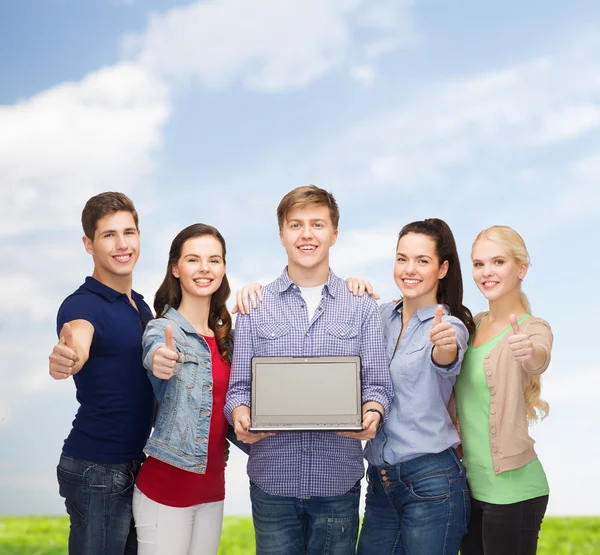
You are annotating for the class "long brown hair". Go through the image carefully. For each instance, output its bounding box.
[398,218,475,335]
[154,224,232,361]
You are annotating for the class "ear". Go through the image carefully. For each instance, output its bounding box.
[82,235,94,255]
[280,231,284,246]
[438,260,449,280]
[171,264,180,279]
[518,262,528,280]
[331,229,339,246]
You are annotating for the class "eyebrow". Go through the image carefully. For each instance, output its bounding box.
[183,253,223,259]
[100,227,137,234]
[396,252,433,260]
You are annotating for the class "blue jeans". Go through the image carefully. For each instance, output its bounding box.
[250,481,361,555]
[357,448,470,555]
[57,453,141,555]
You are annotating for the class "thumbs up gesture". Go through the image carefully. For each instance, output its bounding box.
[429,305,457,352]
[49,323,80,380]
[507,314,533,362]
[152,325,179,379]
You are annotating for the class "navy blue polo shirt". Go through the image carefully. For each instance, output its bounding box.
[57,277,155,463]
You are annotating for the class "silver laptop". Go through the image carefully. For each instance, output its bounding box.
[249,356,363,432]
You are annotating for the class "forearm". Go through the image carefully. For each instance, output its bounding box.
[431,344,458,366]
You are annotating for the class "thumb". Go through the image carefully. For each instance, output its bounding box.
[432,305,444,327]
[165,325,176,351]
[509,314,520,335]
[60,323,75,350]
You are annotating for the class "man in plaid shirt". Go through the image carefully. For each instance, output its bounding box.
[224,185,393,555]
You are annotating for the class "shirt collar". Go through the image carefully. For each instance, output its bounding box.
[82,276,144,304]
[392,299,448,321]
[162,306,197,335]
[273,267,341,298]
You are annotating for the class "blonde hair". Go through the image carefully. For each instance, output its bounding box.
[473,225,549,421]
[277,185,340,231]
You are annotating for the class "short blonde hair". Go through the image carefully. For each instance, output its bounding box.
[472,225,549,421]
[277,185,340,231]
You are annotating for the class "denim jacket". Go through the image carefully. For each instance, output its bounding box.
[142,307,223,473]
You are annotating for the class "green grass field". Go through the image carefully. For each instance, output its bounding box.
[0,516,598,554]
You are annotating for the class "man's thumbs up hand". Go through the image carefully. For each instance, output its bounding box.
[152,325,179,379]
[49,323,80,380]
[507,314,533,362]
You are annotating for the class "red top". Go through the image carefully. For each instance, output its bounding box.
[136,334,231,507]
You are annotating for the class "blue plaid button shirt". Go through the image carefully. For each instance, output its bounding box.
[224,268,392,498]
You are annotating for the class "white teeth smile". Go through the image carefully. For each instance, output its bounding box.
[403,279,420,285]
[194,278,212,284]
[114,254,131,262]
[299,246,316,251]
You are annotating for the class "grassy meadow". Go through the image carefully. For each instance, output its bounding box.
[0,516,599,554]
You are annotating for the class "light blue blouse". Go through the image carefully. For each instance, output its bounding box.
[364,301,469,466]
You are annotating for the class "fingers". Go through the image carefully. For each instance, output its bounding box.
[231,303,239,315]
[233,415,274,444]
[429,321,455,344]
[165,325,175,351]
[507,333,533,361]
[152,341,179,379]
[235,284,263,315]
[49,341,79,380]
[509,314,520,335]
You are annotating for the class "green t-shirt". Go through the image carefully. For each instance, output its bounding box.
[454,314,549,504]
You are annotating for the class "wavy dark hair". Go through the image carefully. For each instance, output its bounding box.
[154,224,232,361]
[398,218,475,335]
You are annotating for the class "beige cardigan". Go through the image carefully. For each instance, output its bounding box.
[448,313,553,475]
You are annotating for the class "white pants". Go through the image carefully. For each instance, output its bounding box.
[132,486,224,555]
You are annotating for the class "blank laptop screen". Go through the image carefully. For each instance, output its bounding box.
[250,356,362,430]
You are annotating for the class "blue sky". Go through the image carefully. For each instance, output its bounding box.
[1,0,599,516]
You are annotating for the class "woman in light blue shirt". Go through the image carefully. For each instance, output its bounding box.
[356,218,475,555]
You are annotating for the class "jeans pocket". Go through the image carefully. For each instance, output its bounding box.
[57,466,90,527]
[324,512,359,555]
[109,468,135,496]
[408,473,450,501]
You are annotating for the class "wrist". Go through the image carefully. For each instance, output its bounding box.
[364,408,384,433]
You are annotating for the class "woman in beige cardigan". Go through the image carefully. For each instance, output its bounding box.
[454,226,552,555]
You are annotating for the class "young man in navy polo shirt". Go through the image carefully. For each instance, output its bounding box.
[49,192,155,555]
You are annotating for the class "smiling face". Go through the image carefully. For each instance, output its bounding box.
[394,232,448,309]
[84,210,140,282]
[471,238,528,302]
[172,235,226,302]
[279,204,338,281]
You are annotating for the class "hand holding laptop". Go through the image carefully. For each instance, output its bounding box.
[232,406,275,444]
[337,401,383,441]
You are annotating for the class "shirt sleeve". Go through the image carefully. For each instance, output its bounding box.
[224,311,253,425]
[360,296,393,417]
[141,318,172,402]
[522,318,553,376]
[56,294,100,337]
[430,318,469,378]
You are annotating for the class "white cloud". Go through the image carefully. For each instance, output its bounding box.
[124,0,413,91]
[0,62,171,237]
[350,65,376,86]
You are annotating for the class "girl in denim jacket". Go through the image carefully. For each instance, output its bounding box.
[133,224,234,555]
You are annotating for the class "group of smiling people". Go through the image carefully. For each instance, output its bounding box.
[49,185,552,555]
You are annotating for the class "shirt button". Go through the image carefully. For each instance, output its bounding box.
[490,409,496,415]
[197,437,206,442]
[318,306,323,311]
[340,332,345,337]
[493,447,498,453]
[271,333,275,337]
[300,304,305,308]
[490,388,496,396]
[485,354,491,359]
[491,428,496,434]
[486,371,492,376]
[381,476,388,482]
[380,469,387,475]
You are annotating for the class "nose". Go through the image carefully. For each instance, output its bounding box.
[405,260,417,274]
[482,264,494,277]
[115,233,128,250]
[300,225,313,239]
[199,259,209,272]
